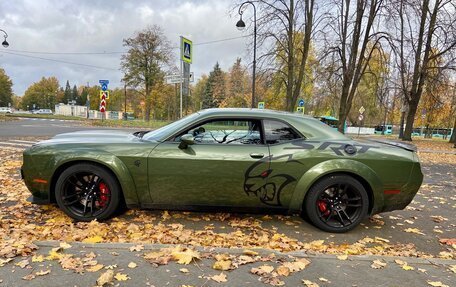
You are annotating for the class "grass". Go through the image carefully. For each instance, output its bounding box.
[6,113,84,121]
[89,118,170,129]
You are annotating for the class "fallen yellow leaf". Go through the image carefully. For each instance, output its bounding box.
[370,259,387,269]
[179,268,189,273]
[114,272,130,281]
[128,262,137,269]
[427,281,449,287]
[87,264,104,272]
[171,247,200,265]
[31,255,44,263]
[337,254,348,260]
[82,235,103,243]
[302,279,320,287]
[97,270,114,286]
[276,265,290,276]
[404,228,425,235]
[210,272,227,283]
[213,259,232,271]
[35,270,50,276]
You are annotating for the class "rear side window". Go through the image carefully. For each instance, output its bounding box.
[263,120,300,144]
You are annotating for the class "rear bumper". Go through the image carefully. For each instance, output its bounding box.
[380,160,423,213]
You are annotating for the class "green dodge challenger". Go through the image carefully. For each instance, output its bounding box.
[22,109,423,232]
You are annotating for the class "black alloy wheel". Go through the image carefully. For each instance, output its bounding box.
[55,163,121,221]
[304,174,369,233]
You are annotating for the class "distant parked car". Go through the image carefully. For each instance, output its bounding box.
[0,107,13,114]
[32,109,53,115]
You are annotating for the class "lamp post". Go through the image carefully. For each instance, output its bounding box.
[236,1,257,109]
[0,29,9,48]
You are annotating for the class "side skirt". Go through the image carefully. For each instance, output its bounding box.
[134,203,289,215]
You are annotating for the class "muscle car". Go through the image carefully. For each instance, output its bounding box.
[22,108,423,232]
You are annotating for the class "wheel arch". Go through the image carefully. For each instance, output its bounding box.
[50,156,139,207]
[289,159,384,215]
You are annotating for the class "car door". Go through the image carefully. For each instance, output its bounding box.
[260,119,311,208]
[147,117,271,208]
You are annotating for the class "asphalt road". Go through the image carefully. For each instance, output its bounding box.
[0,118,134,138]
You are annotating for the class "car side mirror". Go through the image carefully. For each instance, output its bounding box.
[179,134,195,149]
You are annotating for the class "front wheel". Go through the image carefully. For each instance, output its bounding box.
[55,163,121,221]
[304,174,369,233]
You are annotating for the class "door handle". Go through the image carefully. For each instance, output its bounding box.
[250,153,264,159]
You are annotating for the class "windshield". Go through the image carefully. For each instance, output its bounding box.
[142,112,201,141]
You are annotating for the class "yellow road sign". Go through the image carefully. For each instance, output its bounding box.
[181,37,192,64]
[100,91,109,100]
[296,106,304,114]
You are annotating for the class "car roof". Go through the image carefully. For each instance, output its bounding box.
[198,108,315,120]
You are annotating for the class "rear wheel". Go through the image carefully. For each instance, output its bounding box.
[304,174,369,233]
[55,163,121,221]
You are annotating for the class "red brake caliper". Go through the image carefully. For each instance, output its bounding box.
[98,182,109,207]
[317,200,330,216]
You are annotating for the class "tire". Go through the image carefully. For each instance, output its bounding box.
[55,163,121,222]
[304,174,369,233]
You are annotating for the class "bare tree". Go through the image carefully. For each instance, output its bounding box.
[388,0,456,141]
[323,0,385,132]
[241,0,321,111]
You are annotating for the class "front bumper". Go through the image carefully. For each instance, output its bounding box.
[27,195,50,205]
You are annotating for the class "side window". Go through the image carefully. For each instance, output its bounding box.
[178,119,263,145]
[263,120,300,144]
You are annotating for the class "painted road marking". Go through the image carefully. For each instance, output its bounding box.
[0,141,33,147]
[8,140,37,144]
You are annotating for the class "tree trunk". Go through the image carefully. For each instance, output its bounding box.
[450,117,456,144]
[403,98,418,141]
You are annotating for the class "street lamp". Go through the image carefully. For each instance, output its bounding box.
[0,29,9,48]
[236,1,257,109]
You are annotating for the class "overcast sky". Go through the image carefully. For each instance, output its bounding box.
[0,0,250,96]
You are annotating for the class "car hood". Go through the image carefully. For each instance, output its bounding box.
[37,130,140,145]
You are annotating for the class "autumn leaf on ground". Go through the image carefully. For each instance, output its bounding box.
[302,279,320,287]
[87,264,104,272]
[439,238,456,246]
[404,228,425,235]
[15,259,29,268]
[394,259,414,270]
[32,255,44,263]
[448,265,456,273]
[251,265,274,276]
[179,268,189,273]
[337,254,348,260]
[243,249,259,256]
[162,210,171,220]
[97,270,114,286]
[114,272,130,281]
[128,262,137,269]
[210,272,227,283]
[319,278,330,283]
[171,247,200,265]
[427,281,449,287]
[282,258,311,272]
[35,270,51,276]
[276,266,290,276]
[83,235,104,244]
[59,242,72,249]
[22,274,36,281]
[371,259,387,269]
[213,259,232,271]
[129,245,144,252]
[0,258,13,267]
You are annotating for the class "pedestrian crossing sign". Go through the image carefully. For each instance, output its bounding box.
[181,37,192,64]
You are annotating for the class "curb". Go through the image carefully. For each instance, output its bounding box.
[34,241,455,266]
